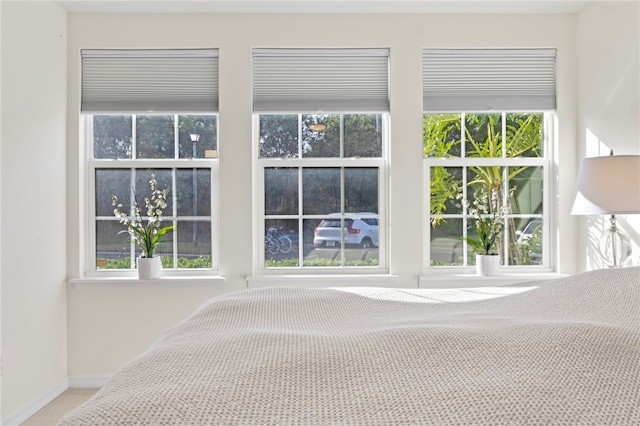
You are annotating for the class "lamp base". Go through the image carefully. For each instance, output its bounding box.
[598,216,632,268]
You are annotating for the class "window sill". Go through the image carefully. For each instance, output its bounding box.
[419,272,568,288]
[247,274,399,289]
[70,275,226,290]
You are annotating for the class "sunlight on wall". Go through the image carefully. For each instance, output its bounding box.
[334,286,537,304]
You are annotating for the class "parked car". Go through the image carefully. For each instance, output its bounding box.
[516,219,542,244]
[313,214,379,249]
[516,219,543,264]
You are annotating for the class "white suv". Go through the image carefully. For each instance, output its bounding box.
[313,214,379,249]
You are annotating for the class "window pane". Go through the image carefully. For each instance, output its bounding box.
[467,165,506,209]
[344,114,382,158]
[178,115,218,158]
[423,113,461,158]
[310,215,379,267]
[511,218,543,265]
[303,218,321,259]
[302,168,340,215]
[465,113,503,158]
[136,115,175,159]
[134,169,174,215]
[505,113,543,158]
[509,166,543,215]
[93,115,132,159]
[430,166,463,215]
[430,218,464,266]
[306,216,342,267]
[176,220,211,268]
[176,169,211,217]
[260,115,298,158]
[345,168,378,213]
[264,219,299,267]
[302,114,340,158]
[96,169,130,217]
[96,220,131,269]
[265,168,298,215]
[150,233,175,268]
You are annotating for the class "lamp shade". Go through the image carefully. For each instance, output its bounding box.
[571,155,640,215]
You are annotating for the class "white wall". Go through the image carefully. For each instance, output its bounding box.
[0,2,68,421]
[66,12,578,376]
[0,1,3,420]
[576,1,640,271]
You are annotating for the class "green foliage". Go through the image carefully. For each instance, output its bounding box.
[93,114,217,160]
[260,113,383,159]
[462,216,502,255]
[461,187,506,255]
[265,258,379,268]
[93,115,132,159]
[423,114,461,158]
[517,223,543,265]
[101,257,131,269]
[260,115,299,158]
[430,166,461,225]
[136,115,175,159]
[102,256,212,270]
[176,256,212,269]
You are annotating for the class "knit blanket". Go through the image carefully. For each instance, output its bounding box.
[59,267,640,425]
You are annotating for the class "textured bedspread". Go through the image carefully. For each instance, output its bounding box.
[60,268,640,425]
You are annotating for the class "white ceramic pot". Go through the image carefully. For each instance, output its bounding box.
[137,256,162,280]
[476,254,500,276]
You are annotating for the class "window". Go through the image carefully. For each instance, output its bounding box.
[257,113,387,269]
[88,114,218,272]
[81,49,219,275]
[422,49,556,271]
[424,112,550,268]
[253,48,389,271]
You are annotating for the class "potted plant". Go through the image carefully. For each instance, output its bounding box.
[461,186,508,276]
[111,174,176,279]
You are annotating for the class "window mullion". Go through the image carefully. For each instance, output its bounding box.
[129,168,136,267]
[132,115,137,159]
[298,166,303,266]
[502,112,507,158]
[340,167,346,266]
[172,168,178,269]
[461,113,466,157]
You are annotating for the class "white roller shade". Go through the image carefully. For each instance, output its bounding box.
[422,49,556,112]
[253,48,390,113]
[81,49,219,113]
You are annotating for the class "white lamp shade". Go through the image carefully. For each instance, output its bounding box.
[571,155,640,215]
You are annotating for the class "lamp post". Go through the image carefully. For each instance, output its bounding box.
[189,132,200,247]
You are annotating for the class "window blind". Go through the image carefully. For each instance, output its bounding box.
[253,48,390,113]
[81,49,219,113]
[422,49,556,112]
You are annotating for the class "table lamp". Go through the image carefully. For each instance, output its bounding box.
[571,151,640,267]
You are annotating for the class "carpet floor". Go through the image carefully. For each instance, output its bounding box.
[22,389,97,426]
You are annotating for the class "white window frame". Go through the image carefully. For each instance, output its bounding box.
[84,113,219,277]
[422,111,554,275]
[254,113,389,274]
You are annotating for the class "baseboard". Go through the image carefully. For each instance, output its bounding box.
[2,377,69,426]
[68,375,111,389]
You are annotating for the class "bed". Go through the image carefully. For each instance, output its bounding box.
[59,267,640,425]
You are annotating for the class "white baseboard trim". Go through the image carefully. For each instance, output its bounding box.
[68,375,111,389]
[3,377,69,426]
